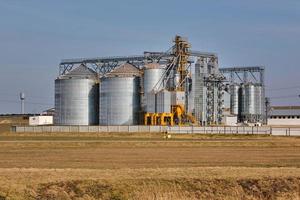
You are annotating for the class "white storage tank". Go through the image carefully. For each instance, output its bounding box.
[54,64,99,125]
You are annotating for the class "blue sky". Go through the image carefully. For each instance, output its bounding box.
[0,0,300,113]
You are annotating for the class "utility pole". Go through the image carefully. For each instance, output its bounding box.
[265,97,270,125]
[20,92,25,114]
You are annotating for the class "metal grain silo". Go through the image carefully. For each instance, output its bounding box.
[254,85,262,115]
[244,84,255,115]
[143,63,165,112]
[143,63,165,93]
[239,85,245,117]
[99,64,141,125]
[54,64,99,125]
[229,84,239,115]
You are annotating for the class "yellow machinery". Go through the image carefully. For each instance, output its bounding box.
[144,35,196,126]
[173,35,190,91]
[144,113,174,126]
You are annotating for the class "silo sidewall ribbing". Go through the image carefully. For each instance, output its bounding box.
[54,78,99,125]
[144,68,165,93]
[99,77,140,125]
[230,85,239,115]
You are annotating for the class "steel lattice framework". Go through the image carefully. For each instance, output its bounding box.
[59,51,217,76]
[219,66,265,86]
[220,66,266,124]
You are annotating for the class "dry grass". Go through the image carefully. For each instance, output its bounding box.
[0,116,28,133]
[0,133,299,169]
[0,167,299,199]
[0,125,300,199]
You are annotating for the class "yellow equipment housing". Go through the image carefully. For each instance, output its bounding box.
[144,113,174,126]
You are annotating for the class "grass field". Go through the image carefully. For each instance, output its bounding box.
[0,124,300,199]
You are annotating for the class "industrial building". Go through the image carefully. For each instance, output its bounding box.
[220,67,265,124]
[54,36,265,126]
[29,116,53,126]
[268,106,300,126]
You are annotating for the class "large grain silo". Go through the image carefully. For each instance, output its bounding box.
[54,64,99,125]
[99,63,141,125]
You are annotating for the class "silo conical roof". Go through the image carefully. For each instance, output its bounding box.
[106,63,141,77]
[59,64,98,79]
[144,63,161,69]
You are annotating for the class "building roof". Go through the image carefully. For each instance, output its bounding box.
[270,106,300,116]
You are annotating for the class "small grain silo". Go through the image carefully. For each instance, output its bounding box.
[229,84,239,115]
[99,63,141,125]
[244,83,256,115]
[54,64,99,125]
[254,84,263,116]
[143,63,165,93]
[143,63,165,113]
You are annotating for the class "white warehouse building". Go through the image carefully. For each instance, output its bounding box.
[268,106,300,126]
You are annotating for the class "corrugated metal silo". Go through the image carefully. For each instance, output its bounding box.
[54,64,99,125]
[99,64,141,125]
[239,85,245,117]
[143,63,165,93]
[254,85,262,115]
[145,92,156,113]
[143,63,165,113]
[244,84,256,115]
[156,89,171,113]
[230,84,239,115]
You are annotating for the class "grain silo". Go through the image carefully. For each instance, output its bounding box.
[254,85,263,115]
[244,84,256,115]
[143,63,165,112]
[54,64,99,125]
[229,84,239,115]
[99,63,141,125]
[143,63,165,93]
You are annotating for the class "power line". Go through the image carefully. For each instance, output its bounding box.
[0,92,52,100]
[268,95,300,100]
[266,85,300,91]
[0,99,53,106]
